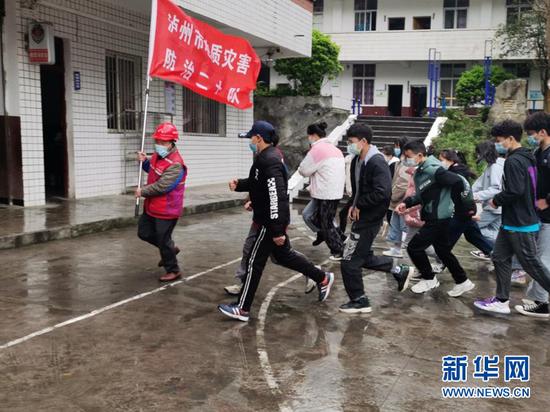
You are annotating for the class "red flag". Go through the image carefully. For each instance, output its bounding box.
[148,0,261,110]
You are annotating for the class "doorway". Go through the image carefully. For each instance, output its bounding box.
[387,85,403,116]
[410,86,428,117]
[40,37,68,198]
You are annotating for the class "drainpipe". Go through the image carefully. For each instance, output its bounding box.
[0,0,10,204]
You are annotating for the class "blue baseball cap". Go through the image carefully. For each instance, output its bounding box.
[238,120,276,143]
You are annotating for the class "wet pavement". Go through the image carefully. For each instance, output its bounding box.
[0,206,549,411]
[0,183,245,249]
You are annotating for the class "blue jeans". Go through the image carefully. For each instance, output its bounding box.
[386,211,407,247]
[526,223,550,303]
[477,210,501,241]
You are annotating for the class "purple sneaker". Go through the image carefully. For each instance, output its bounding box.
[474,296,511,314]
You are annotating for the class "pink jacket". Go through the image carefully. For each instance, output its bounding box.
[298,138,345,200]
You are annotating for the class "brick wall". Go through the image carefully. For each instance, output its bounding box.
[15,0,254,206]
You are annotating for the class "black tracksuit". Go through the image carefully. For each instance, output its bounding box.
[235,146,325,312]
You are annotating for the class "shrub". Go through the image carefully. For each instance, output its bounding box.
[432,109,490,175]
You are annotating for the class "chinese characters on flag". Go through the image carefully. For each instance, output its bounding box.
[148,0,262,109]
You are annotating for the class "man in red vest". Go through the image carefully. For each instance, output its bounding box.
[136,122,187,282]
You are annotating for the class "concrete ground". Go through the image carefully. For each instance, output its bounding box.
[0,206,549,411]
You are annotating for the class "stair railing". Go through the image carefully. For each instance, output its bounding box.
[288,114,358,201]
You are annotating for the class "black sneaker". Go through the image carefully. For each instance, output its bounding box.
[514,301,550,318]
[312,232,324,246]
[339,297,372,314]
[393,264,415,292]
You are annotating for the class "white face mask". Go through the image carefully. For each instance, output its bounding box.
[440,160,452,170]
[402,157,418,167]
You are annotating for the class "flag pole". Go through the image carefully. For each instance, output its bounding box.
[136,0,158,217]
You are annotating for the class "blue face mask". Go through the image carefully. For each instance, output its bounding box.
[394,148,401,157]
[527,135,539,147]
[155,144,170,158]
[249,143,258,153]
[495,142,508,155]
[347,143,361,156]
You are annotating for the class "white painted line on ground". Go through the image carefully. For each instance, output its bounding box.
[0,237,304,350]
[256,259,332,412]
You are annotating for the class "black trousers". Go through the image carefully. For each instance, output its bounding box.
[448,217,494,256]
[407,219,468,284]
[314,199,344,255]
[138,213,180,273]
[341,219,394,301]
[238,225,325,312]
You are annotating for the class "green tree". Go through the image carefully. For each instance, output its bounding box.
[494,0,550,110]
[273,30,343,96]
[455,65,514,108]
[432,109,489,175]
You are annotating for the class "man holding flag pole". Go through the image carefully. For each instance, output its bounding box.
[134,0,262,279]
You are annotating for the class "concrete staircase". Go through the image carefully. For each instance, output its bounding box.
[337,116,435,152]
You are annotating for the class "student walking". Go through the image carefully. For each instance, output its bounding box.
[474,120,550,315]
[396,141,475,297]
[339,124,413,314]
[218,121,334,322]
[299,122,346,260]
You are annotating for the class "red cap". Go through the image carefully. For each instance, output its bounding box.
[152,122,179,142]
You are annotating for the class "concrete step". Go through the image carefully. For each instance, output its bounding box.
[358,115,434,123]
[373,130,428,138]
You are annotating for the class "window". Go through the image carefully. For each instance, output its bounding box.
[182,87,226,135]
[444,0,469,29]
[313,0,324,14]
[388,17,405,30]
[502,62,530,78]
[440,63,466,106]
[506,0,532,25]
[353,64,376,105]
[105,52,142,131]
[355,0,377,32]
[413,16,431,30]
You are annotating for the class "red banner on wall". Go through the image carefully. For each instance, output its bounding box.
[148,0,262,110]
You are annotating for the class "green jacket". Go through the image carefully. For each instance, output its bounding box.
[405,156,463,222]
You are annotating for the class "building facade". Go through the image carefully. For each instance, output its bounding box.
[0,0,313,206]
[272,0,540,116]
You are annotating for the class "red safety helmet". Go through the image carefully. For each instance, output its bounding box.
[152,122,179,142]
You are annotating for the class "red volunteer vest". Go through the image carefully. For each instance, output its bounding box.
[144,149,187,220]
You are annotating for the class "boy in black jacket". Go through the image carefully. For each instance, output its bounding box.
[218,121,334,322]
[339,124,413,314]
[475,120,550,315]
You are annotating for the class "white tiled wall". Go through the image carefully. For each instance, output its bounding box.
[15,0,255,206]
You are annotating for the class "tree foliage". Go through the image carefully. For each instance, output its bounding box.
[432,109,489,175]
[273,30,343,96]
[494,0,549,108]
[454,65,514,107]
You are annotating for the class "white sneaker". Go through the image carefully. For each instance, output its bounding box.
[382,247,404,258]
[305,277,316,294]
[329,254,343,261]
[411,277,440,294]
[474,297,511,314]
[224,284,242,296]
[448,279,475,297]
